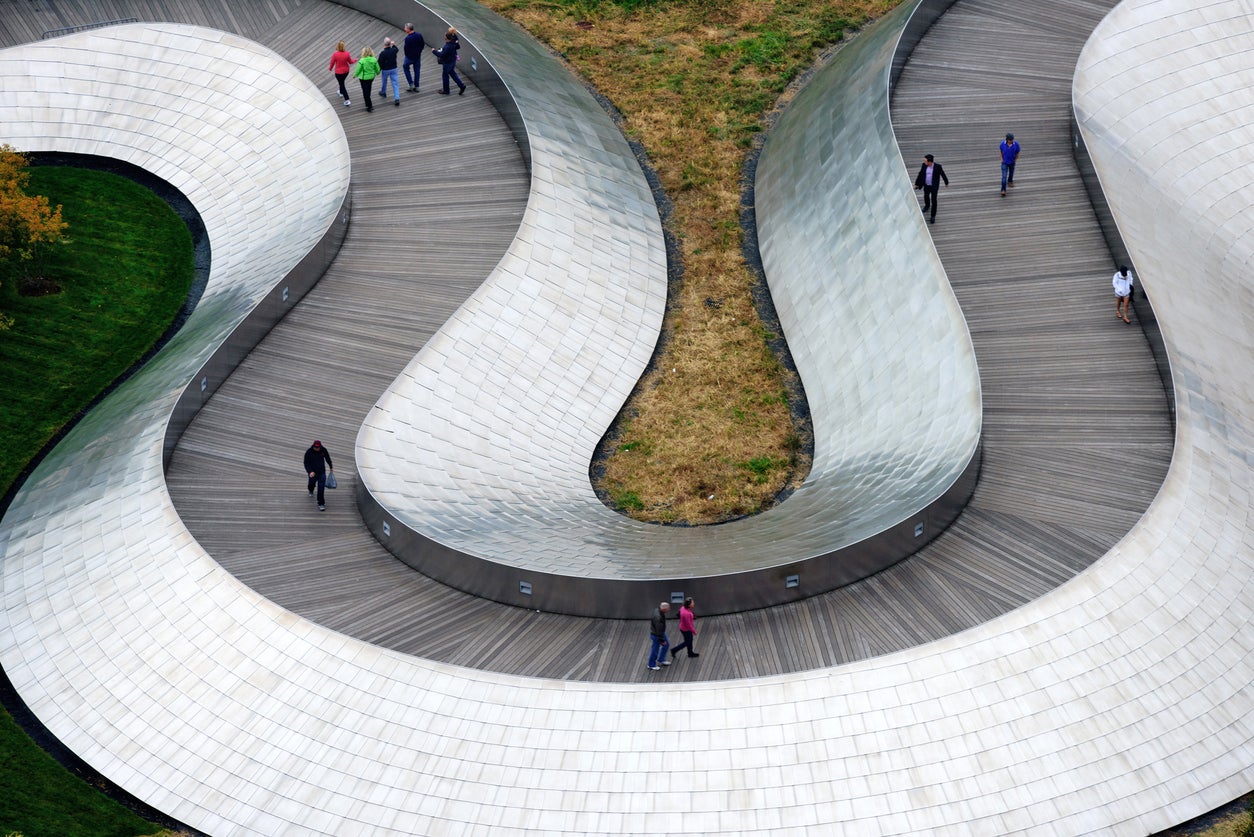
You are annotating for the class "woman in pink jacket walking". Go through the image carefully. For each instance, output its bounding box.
[670,597,700,660]
[328,40,355,106]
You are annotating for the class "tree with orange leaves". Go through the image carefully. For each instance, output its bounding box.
[0,144,68,329]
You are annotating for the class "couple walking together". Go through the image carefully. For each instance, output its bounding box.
[647,598,699,671]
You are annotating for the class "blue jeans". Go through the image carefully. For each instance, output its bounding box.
[647,634,669,668]
[1001,161,1016,190]
[403,58,421,89]
[380,68,400,101]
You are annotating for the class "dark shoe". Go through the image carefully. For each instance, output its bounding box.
[366,107,373,112]
[690,652,700,658]
[458,86,465,95]
[394,100,400,106]
[1000,189,1006,196]
[928,217,935,224]
[439,89,449,95]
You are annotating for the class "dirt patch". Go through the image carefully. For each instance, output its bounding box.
[17,275,62,296]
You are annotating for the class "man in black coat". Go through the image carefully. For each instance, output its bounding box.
[914,153,949,224]
[379,37,401,106]
[403,23,425,92]
[304,440,334,511]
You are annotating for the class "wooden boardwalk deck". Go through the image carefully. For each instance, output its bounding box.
[7,0,1172,684]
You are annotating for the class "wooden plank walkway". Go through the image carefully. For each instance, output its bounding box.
[5,0,1173,684]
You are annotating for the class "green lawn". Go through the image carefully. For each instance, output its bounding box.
[0,166,191,837]
[0,708,161,837]
[0,166,193,495]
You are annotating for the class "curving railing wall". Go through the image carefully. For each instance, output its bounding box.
[0,23,351,517]
[0,1,1250,835]
[351,0,982,618]
[1069,122,1176,425]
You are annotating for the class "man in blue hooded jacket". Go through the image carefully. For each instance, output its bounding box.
[1000,132,1021,196]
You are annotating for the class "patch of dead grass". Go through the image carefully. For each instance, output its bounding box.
[1153,794,1253,837]
[481,0,899,522]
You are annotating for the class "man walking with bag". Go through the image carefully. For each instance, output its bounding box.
[304,440,334,511]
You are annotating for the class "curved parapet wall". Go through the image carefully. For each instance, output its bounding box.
[752,0,980,556]
[0,24,352,463]
[1070,0,1254,825]
[0,3,1251,835]
[353,0,981,617]
[0,23,351,826]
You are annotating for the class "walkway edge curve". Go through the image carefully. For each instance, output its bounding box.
[0,2,1249,835]
[353,0,982,618]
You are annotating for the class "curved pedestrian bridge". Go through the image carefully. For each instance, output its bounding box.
[1,0,1250,835]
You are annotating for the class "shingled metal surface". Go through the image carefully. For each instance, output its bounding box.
[353,0,981,598]
[0,1,1248,835]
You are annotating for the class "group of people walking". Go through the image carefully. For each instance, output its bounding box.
[914,133,1138,322]
[328,23,466,112]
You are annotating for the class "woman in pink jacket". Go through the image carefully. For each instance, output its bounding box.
[328,41,355,106]
[670,597,699,660]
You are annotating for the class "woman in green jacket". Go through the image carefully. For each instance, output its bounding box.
[352,47,382,112]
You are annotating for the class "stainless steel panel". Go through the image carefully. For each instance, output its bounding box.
[349,0,982,617]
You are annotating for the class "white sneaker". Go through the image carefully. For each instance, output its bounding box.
[648,665,660,671]
[344,99,350,107]
[660,660,671,666]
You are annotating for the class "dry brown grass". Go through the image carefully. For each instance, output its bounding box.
[481,0,898,523]
[1154,794,1254,837]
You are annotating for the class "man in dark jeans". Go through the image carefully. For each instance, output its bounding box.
[433,30,465,95]
[403,23,425,92]
[914,153,949,224]
[646,602,671,671]
[378,37,401,106]
[304,440,333,511]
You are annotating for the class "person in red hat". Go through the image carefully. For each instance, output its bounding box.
[304,440,334,510]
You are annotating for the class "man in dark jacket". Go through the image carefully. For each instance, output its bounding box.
[379,37,401,106]
[914,153,949,224]
[647,602,671,670]
[304,440,333,511]
[403,23,425,92]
